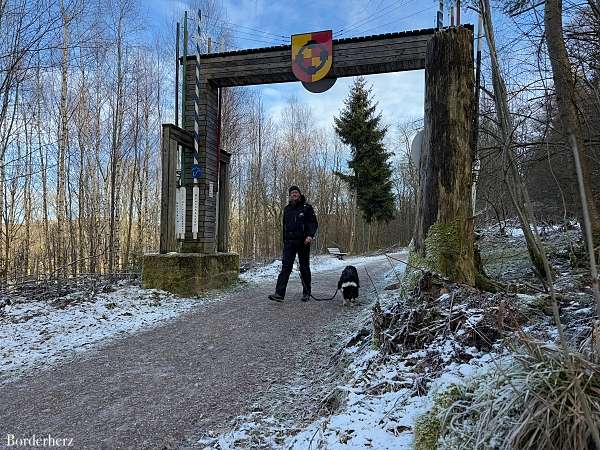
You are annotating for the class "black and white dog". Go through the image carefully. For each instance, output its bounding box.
[338,265,360,306]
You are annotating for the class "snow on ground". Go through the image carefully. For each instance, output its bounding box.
[203,224,594,450]
[205,277,502,450]
[0,282,220,384]
[485,220,579,239]
[240,253,404,284]
[285,351,497,450]
[1,252,402,386]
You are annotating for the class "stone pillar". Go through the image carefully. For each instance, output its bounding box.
[147,128,238,297]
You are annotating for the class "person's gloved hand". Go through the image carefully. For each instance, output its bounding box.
[304,236,313,245]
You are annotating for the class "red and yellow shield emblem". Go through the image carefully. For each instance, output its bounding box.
[291,30,333,83]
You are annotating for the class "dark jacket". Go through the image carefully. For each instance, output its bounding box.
[283,194,318,242]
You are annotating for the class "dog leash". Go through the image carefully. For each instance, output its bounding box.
[299,272,339,301]
[310,289,339,302]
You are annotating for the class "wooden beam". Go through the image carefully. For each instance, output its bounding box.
[182,28,457,87]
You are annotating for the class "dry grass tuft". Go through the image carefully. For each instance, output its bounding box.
[440,339,600,449]
[375,271,527,357]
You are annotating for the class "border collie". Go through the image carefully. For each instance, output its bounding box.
[338,265,359,306]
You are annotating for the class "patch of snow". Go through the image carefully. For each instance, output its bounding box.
[506,227,525,237]
[506,223,572,238]
[516,293,537,302]
[572,307,592,316]
[347,348,380,373]
[0,285,214,384]
[406,350,427,358]
[283,349,497,450]
[286,386,424,450]
[239,259,283,282]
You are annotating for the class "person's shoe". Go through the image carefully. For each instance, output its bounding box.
[268,294,284,302]
[301,294,310,302]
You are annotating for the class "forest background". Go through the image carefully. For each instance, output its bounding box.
[0,0,598,283]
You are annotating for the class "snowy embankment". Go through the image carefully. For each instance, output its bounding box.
[0,283,201,384]
[285,350,497,450]
[284,288,505,450]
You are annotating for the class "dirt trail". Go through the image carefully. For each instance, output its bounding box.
[0,255,402,449]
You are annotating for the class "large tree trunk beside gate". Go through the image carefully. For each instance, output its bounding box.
[413,28,476,286]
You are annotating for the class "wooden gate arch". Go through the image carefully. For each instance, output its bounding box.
[160,26,475,286]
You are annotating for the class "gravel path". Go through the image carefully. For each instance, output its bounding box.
[0,255,401,449]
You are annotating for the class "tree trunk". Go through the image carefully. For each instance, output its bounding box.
[37,90,50,274]
[56,0,70,279]
[545,0,600,253]
[90,84,101,274]
[67,141,76,276]
[350,187,357,253]
[77,115,86,273]
[24,117,32,277]
[124,95,140,270]
[414,28,476,285]
[481,0,550,283]
[545,0,600,312]
[108,10,125,275]
[136,105,150,260]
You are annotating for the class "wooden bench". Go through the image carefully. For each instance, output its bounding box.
[327,247,348,260]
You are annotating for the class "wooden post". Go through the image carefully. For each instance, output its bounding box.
[182,12,188,124]
[175,22,180,127]
[414,27,476,285]
[160,125,178,253]
[192,9,202,241]
[217,150,231,252]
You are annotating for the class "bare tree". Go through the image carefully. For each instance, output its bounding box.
[545,0,600,308]
[481,0,552,284]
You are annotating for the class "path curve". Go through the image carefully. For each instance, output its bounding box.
[0,254,403,449]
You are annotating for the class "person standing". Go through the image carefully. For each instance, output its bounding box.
[269,186,318,302]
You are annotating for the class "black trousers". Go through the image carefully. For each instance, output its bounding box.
[275,239,311,297]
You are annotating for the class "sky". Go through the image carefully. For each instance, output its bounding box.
[144,0,480,133]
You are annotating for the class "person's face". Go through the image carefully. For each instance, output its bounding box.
[290,190,300,201]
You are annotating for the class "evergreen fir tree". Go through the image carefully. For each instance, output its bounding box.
[334,77,396,223]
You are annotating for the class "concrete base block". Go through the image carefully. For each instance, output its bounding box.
[142,252,239,296]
